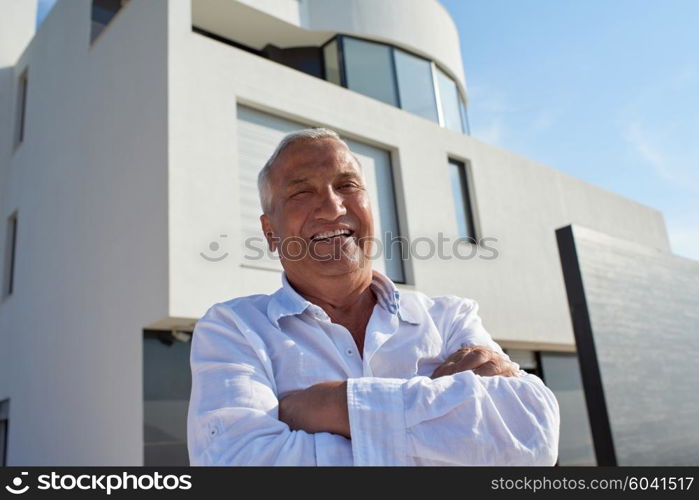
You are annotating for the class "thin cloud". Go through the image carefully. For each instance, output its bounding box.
[623,121,699,192]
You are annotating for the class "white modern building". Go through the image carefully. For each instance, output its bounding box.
[0,0,678,466]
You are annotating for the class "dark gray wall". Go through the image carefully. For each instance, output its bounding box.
[557,225,699,466]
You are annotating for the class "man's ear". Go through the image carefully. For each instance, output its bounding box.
[260,214,278,252]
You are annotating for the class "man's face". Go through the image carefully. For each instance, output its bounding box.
[260,138,374,280]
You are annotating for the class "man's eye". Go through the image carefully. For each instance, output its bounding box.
[339,183,360,190]
[291,190,311,198]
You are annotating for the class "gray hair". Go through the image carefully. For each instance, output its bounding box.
[257,128,355,214]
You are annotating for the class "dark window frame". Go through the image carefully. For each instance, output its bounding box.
[448,158,478,242]
[4,211,18,298]
[0,399,9,466]
[15,69,28,149]
[321,36,348,88]
[90,0,131,44]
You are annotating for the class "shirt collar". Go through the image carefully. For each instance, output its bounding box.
[267,269,419,327]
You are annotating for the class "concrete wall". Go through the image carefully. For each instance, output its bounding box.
[192,0,467,93]
[303,0,466,90]
[0,0,37,315]
[0,0,169,465]
[0,0,36,67]
[167,0,668,351]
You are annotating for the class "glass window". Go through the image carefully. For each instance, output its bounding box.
[15,69,28,147]
[0,419,5,466]
[394,49,439,123]
[323,39,341,86]
[143,331,191,465]
[540,352,597,466]
[340,138,406,283]
[505,349,541,376]
[4,212,18,297]
[91,0,130,43]
[435,67,463,133]
[342,37,398,106]
[0,399,8,466]
[448,160,476,241]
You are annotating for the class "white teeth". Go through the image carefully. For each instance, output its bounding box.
[311,229,352,240]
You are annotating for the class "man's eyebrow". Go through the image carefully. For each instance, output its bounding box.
[336,171,363,181]
[285,177,311,187]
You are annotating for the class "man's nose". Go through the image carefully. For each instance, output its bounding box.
[315,187,347,220]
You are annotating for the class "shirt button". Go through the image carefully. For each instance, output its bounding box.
[346,348,353,356]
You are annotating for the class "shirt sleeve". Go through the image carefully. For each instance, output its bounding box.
[187,303,354,466]
[346,297,560,466]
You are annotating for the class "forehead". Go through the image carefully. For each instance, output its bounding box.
[271,138,362,183]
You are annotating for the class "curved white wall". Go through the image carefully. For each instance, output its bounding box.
[303,0,466,89]
[194,0,466,92]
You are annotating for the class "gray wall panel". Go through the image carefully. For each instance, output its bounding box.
[558,225,699,465]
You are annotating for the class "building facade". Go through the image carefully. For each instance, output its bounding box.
[0,0,680,465]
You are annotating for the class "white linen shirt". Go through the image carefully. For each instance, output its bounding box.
[187,270,560,466]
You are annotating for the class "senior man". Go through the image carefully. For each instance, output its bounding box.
[187,129,560,466]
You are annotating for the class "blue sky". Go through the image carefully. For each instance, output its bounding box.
[37,0,698,260]
[441,0,699,260]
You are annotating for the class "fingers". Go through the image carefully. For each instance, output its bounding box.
[454,347,491,372]
[430,361,455,379]
[431,347,472,378]
[470,352,520,377]
[434,346,521,378]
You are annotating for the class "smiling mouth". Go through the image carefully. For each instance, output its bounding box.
[310,228,355,243]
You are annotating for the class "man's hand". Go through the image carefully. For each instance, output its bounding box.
[431,345,521,379]
[278,381,350,438]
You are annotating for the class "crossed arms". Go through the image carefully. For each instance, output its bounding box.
[278,345,522,438]
[187,301,560,466]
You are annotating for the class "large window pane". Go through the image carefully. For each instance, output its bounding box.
[342,37,398,106]
[540,352,597,466]
[323,40,341,86]
[394,49,438,122]
[345,139,405,283]
[449,159,476,241]
[436,67,463,133]
[143,331,191,466]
